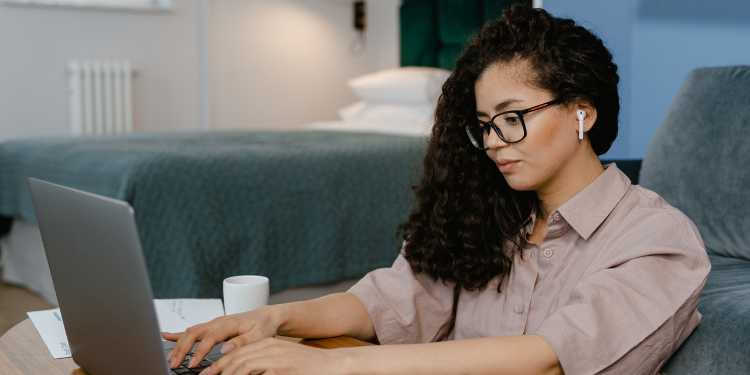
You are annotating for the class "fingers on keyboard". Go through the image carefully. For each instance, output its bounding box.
[169,352,213,374]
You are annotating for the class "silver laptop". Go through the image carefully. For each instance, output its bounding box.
[28,178,222,374]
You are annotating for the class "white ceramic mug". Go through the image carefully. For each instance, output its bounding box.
[222,275,270,315]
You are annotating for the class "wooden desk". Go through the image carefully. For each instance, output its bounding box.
[0,319,373,374]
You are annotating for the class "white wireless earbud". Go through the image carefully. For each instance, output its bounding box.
[576,109,586,141]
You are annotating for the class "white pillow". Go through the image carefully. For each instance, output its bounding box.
[337,101,368,121]
[338,101,435,127]
[347,67,451,105]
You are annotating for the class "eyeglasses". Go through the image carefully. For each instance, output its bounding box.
[465,98,563,150]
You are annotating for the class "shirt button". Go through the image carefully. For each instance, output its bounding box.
[551,212,561,223]
[543,248,554,258]
[513,304,525,314]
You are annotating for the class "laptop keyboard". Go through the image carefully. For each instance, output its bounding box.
[169,352,213,374]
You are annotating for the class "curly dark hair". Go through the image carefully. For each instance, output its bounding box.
[395,5,620,342]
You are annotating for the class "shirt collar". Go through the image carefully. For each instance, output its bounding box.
[525,162,632,241]
[559,162,632,240]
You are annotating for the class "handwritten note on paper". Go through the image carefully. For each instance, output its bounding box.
[27,299,225,359]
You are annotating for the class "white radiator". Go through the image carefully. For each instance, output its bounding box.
[67,60,135,135]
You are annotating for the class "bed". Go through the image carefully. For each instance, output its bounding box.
[0,126,432,303]
[0,57,451,304]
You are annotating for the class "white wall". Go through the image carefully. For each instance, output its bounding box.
[0,0,401,139]
[207,0,400,129]
[0,0,202,139]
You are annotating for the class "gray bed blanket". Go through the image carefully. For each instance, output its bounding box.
[0,130,427,298]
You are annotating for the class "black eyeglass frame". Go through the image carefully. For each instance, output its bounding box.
[466,98,564,150]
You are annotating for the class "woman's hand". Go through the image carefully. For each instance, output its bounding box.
[197,337,351,375]
[161,305,285,369]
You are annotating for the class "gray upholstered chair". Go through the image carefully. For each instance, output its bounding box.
[628,65,750,374]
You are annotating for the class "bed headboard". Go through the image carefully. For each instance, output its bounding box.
[400,0,531,70]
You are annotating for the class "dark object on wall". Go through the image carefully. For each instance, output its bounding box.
[400,0,531,69]
[354,0,366,32]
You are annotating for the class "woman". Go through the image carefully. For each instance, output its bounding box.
[163,6,710,375]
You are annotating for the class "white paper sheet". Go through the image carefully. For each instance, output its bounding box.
[27,308,71,359]
[154,298,225,335]
[27,298,225,359]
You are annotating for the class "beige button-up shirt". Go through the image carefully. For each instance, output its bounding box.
[348,163,711,374]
